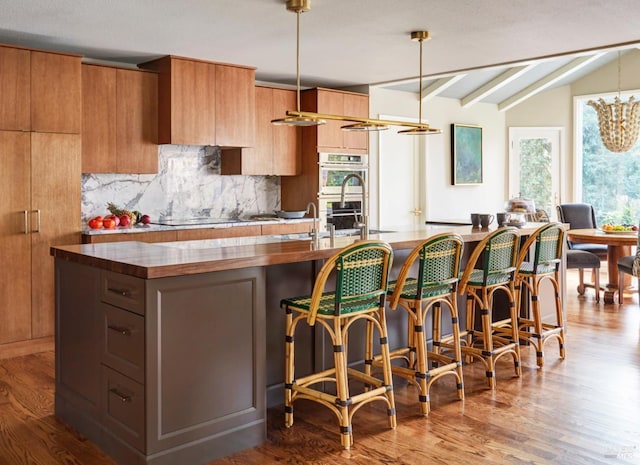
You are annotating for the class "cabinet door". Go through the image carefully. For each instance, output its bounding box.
[31,132,81,338]
[233,86,273,175]
[116,69,158,173]
[31,51,82,134]
[0,46,30,131]
[82,64,117,173]
[316,90,344,149]
[215,64,255,148]
[343,92,369,151]
[168,58,216,145]
[0,131,31,344]
[272,88,299,175]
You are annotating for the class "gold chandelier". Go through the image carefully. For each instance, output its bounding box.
[587,51,640,153]
[272,0,441,135]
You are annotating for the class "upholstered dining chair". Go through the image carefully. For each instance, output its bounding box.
[556,203,607,258]
[617,225,640,304]
[557,203,605,300]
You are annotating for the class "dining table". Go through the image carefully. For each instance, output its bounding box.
[566,228,637,304]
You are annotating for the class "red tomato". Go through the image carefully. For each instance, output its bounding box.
[119,214,131,227]
[88,217,103,229]
[102,218,116,229]
[105,214,120,226]
[140,214,151,225]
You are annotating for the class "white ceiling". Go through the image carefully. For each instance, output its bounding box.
[2,0,640,107]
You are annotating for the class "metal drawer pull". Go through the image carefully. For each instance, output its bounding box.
[23,210,28,234]
[35,209,41,233]
[107,287,132,297]
[107,325,132,336]
[109,388,132,403]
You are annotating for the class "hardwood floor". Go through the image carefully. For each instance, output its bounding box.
[1,270,639,465]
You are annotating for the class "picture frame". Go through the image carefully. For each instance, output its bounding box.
[451,123,483,185]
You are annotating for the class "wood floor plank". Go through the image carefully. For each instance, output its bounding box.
[0,270,638,465]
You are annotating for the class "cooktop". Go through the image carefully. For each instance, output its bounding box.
[152,218,248,226]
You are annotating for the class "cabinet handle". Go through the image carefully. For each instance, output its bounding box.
[411,208,422,216]
[107,287,132,297]
[107,325,132,336]
[23,210,29,234]
[109,388,132,403]
[33,209,41,233]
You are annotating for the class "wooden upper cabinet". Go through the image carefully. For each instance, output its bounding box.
[82,64,158,173]
[116,68,158,173]
[221,86,298,176]
[0,46,30,131]
[82,65,117,172]
[215,64,255,148]
[140,56,255,147]
[302,88,369,153]
[31,50,82,134]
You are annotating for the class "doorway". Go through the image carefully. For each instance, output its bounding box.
[508,127,562,220]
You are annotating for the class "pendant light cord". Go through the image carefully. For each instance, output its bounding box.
[296,9,301,113]
[419,37,423,124]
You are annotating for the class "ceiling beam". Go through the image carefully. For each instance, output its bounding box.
[421,75,466,100]
[497,53,606,111]
[460,64,536,107]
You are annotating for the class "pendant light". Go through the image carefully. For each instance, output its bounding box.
[271,0,325,126]
[587,51,640,153]
[399,31,441,135]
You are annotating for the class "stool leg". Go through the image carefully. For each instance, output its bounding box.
[530,279,544,368]
[553,273,566,360]
[377,306,397,430]
[448,295,465,401]
[414,303,429,415]
[284,307,295,428]
[333,318,352,449]
[508,288,522,378]
[479,295,496,390]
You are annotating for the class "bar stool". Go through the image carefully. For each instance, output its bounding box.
[281,240,396,450]
[458,227,522,389]
[381,233,465,415]
[509,222,566,368]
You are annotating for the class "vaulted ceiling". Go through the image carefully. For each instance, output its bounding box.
[1,0,639,109]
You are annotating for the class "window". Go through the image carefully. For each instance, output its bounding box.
[575,93,640,225]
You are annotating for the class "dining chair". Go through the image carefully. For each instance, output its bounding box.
[556,203,607,258]
[281,240,396,450]
[617,225,640,304]
[381,233,465,415]
[458,227,522,389]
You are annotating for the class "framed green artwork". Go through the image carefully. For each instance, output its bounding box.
[451,123,483,185]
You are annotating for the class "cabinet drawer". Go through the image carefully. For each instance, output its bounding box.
[102,304,144,383]
[102,365,145,452]
[100,271,145,315]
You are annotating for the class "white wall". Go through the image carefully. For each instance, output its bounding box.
[369,87,506,225]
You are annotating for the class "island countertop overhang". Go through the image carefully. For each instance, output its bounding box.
[51,223,548,279]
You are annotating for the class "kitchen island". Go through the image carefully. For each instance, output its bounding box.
[51,224,548,465]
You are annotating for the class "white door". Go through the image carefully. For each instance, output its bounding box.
[508,127,562,220]
[378,116,425,230]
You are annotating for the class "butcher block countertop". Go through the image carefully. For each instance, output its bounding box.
[51,223,548,279]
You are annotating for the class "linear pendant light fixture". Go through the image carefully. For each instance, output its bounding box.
[271,0,325,126]
[272,0,441,135]
[398,31,441,135]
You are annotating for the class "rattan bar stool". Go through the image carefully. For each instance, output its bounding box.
[380,233,465,415]
[281,240,396,450]
[458,227,522,389]
[507,222,566,368]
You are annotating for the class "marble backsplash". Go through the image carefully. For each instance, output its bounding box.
[81,145,280,222]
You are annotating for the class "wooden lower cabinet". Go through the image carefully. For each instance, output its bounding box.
[55,260,266,465]
[0,131,80,354]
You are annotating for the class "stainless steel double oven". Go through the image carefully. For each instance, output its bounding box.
[317,152,368,231]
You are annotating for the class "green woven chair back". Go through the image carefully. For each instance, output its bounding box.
[414,234,464,297]
[531,222,564,268]
[334,241,394,315]
[481,228,520,284]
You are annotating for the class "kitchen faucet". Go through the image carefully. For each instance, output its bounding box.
[305,201,319,244]
[340,173,368,240]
